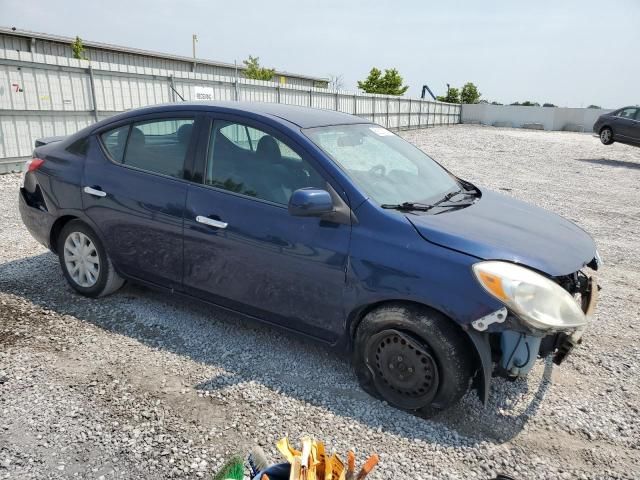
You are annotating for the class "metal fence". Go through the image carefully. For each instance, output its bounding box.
[0,49,461,172]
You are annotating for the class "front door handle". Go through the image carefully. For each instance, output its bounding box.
[83,186,107,197]
[196,215,228,229]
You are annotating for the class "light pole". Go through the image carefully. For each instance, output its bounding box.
[192,34,198,72]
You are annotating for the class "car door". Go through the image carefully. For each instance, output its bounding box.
[182,116,351,343]
[634,109,640,142]
[83,114,200,290]
[615,107,639,139]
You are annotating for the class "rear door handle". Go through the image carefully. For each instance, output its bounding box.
[196,215,228,229]
[83,186,107,197]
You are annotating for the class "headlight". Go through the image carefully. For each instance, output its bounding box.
[472,261,587,330]
[595,249,603,268]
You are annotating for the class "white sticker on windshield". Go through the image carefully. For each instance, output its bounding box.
[369,127,394,136]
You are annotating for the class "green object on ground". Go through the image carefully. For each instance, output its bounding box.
[213,454,244,480]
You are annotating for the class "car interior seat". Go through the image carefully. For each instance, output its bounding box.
[255,135,295,204]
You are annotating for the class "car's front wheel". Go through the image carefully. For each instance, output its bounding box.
[57,220,124,297]
[353,304,475,416]
[600,127,614,145]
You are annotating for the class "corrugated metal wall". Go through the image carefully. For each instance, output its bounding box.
[0,49,461,167]
[0,32,319,87]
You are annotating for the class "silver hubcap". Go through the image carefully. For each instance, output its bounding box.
[63,232,100,287]
[601,130,611,142]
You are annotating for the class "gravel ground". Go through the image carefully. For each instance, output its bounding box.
[1,125,639,480]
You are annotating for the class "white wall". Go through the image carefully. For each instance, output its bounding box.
[462,104,613,132]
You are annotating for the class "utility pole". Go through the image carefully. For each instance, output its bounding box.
[192,34,198,72]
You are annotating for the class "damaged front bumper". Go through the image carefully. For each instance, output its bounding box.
[497,274,599,377]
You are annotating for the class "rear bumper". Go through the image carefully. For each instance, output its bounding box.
[19,188,55,249]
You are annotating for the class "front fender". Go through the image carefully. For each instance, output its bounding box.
[465,329,493,405]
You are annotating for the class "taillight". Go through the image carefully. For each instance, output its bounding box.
[26,158,45,172]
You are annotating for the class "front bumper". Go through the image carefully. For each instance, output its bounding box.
[552,275,599,365]
[498,275,599,376]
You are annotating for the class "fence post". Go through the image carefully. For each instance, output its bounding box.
[234,76,239,101]
[335,90,339,111]
[398,97,401,130]
[353,93,357,115]
[277,84,281,104]
[309,89,312,107]
[386,97,390,129]
[371,95,375,123]
[87,64,99,122]
[408,98,412,129]
[419,99,423,127]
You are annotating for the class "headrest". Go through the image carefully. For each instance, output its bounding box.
[177,123,193,144]
[256,135,281,162]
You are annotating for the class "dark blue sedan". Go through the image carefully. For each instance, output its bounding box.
[19,102,600,414]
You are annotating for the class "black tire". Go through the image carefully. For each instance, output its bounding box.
[599,127,614,145]
[353,304,475,416]
[57,220,124,298]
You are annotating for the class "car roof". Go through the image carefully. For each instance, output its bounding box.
[105,101,370,129]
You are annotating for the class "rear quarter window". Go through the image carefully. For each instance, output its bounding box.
[65,137,90,156]
[100,125,131,163]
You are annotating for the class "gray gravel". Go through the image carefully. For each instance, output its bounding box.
[1,125,639,479]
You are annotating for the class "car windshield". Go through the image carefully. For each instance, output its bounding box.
[303,124,460,206]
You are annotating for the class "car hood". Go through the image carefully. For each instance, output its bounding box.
[406,189,596,277]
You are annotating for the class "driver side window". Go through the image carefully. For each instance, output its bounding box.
[205,121,325,205]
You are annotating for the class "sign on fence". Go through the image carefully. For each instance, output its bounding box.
[194,86,214,101]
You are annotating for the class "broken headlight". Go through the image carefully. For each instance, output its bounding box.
[472,261,588,331]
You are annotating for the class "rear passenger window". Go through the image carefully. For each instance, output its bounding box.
[100,125,130,163]
[618,108,637,119]
[123,118,195,178]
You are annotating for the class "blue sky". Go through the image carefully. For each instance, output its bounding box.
[2,0,637,107]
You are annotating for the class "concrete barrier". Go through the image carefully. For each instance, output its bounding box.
[563,123,585,132]
[462,104,613,132]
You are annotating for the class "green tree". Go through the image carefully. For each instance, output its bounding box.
[436,87,460,103]
[511,101,539,107]
[542,103,557,107]
[357,67,409,95]
[70,36,87,60]
[242,56,275,81]
[587,105,602,109]
[460,82,481,104]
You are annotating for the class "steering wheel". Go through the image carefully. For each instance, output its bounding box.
[369,164,386,177]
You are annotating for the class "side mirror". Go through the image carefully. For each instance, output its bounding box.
[288,188,334,217]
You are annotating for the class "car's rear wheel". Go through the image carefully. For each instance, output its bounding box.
[600,127,614,145]
[57,220,124,297]
[353,304,475,416]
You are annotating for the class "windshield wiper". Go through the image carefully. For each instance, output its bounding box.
[381,189,477,212]
[381,202,435,211]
